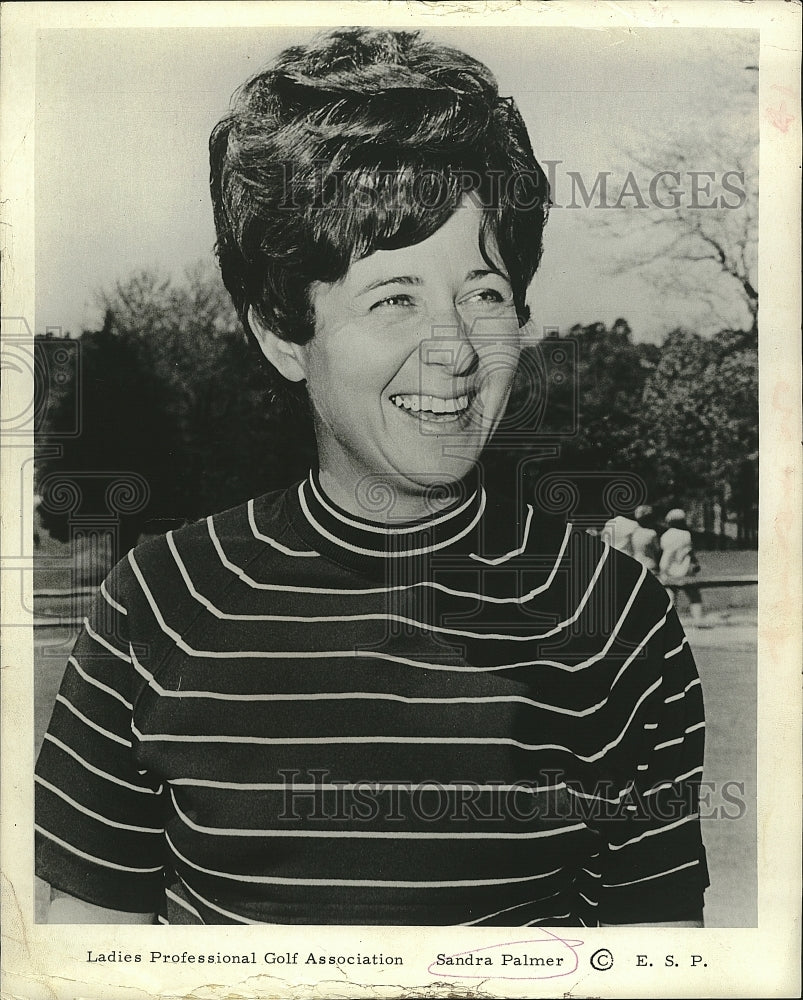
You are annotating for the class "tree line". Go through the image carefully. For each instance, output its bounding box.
[35,266,757,556]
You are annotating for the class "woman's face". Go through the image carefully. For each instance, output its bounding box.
[296,200,523,517]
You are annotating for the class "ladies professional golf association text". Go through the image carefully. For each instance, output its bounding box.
[85,949,405,967]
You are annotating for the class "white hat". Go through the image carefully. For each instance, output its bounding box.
[665,508,686,523]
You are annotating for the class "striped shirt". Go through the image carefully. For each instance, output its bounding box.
[35,474,709,925]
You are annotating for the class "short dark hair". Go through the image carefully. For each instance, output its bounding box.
[210,27,550,352]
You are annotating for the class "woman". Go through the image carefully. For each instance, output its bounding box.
[660,507,707,626]
[632,504,661,573]
[35,28,708,926]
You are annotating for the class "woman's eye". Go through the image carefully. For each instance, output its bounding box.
[462,289,509,307]
[370,294,415,311]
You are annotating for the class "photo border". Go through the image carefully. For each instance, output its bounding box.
[2,2,800,998]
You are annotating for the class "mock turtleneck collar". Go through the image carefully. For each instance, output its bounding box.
[285,470,487,579]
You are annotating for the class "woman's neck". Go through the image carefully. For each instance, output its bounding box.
[316,467,468,525]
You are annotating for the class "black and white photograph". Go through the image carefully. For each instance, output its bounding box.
[1,2,800,998]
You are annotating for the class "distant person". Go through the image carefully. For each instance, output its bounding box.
[599,512,638,556]
[631,504,661,573]
[660,508,707,626]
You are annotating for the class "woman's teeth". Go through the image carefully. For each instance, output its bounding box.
[390,393,470,421]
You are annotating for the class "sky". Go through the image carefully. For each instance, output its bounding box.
[35,24,758,344]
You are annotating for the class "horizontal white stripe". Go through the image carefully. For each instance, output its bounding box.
[55,694,131,747]
[462,890,563,926]
[166,830,564,888]
[35,825,163,873]
[608,813,698,852]
[643,723,658,730]
[69,656,132,709]
[141,730,568,749]
[643,765,705,798]
[43,734,160,795]
[654,736,684,751]
[178,876,259,925]
[83,619,131,662]
[246,500,318,556]
[655,721,705,751]
[603,858,699,889]
[300,482,487,558]
[169,778,566,794]
[308,475,480,536]
[165,887,203,922]
[171,520,604,643]
[211,516,572,604]
[565,782,633,805]
[170,788,584,839]
[36,776,162,834]
[469,504,534,565]
[525,912,571,925]
[100,581,128,616]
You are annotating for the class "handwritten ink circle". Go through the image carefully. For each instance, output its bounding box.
[590,948,614,971]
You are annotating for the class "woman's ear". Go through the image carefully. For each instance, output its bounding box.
[248,307,307,383]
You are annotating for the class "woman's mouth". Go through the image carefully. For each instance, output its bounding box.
[389,392,472,422]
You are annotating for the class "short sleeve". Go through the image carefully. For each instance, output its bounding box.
[594,606,710,924]
[35,557,168,913]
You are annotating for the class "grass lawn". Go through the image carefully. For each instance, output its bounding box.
[688,633,757,926]
[691,550,758,614]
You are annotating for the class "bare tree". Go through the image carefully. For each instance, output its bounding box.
[592,45,758,337]
[609,146,756,334]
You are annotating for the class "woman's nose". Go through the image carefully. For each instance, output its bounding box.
[418,311,480,377]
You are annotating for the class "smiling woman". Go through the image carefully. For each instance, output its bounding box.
[34,26,709,927]
[209,27,548,519]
